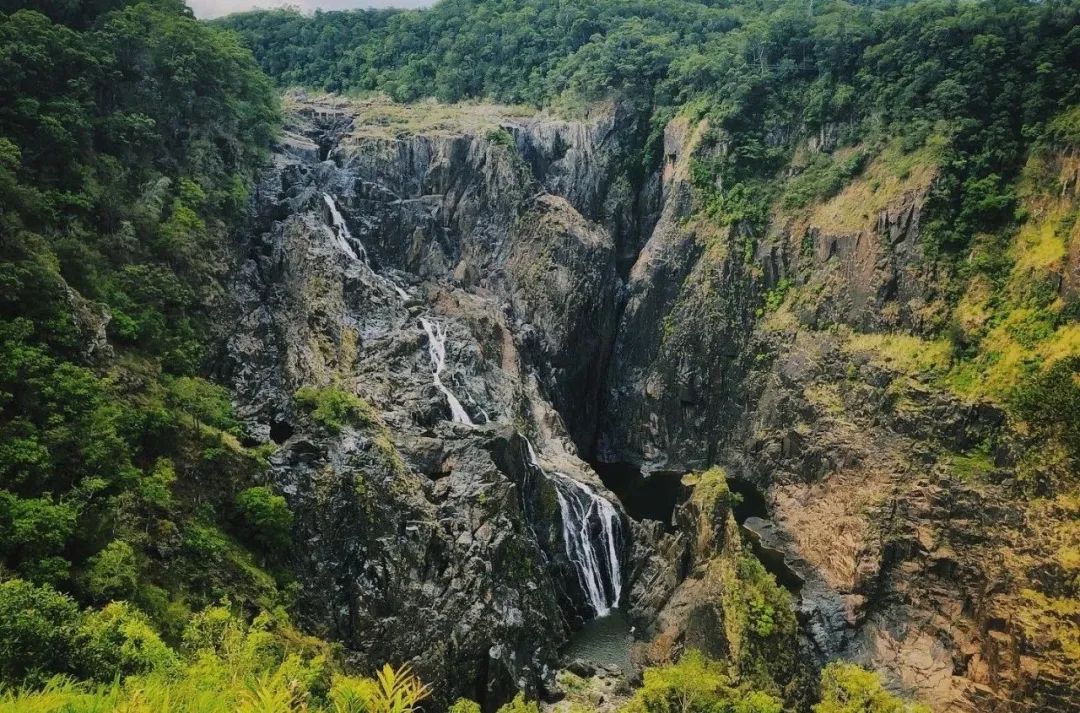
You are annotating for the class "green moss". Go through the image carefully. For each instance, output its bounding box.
[683,466,731,511]
[948,442,996,482]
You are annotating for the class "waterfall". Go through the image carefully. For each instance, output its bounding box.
[524,439,623,618]
[322,193,411,300]
[322,193,365,262]
[419,317,474,426]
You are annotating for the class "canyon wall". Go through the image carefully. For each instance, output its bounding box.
[223,95,1078,712]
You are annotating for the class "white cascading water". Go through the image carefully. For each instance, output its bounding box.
[322,193,365,262]
[322,193,411,300]
[524,439,623,618]
[419,317,474,426]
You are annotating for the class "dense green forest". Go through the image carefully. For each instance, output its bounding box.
[224,0,1080,490]
[1,0,1078,710]
[222,0,1079,251]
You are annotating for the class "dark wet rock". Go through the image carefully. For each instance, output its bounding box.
[221,96,648,711]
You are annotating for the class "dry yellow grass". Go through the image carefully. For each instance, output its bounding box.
[1011,205,1069,275]
[808,135,944,233]
[844,332,952,375]
[284,89,543,140]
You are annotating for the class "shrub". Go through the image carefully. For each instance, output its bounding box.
[74,601,179,680]
[449,698,483,713]
[0,579,80,684]
[166,376,240,434]
[235,486,294,551]
[497,693,541,713]
[295,386,375,433]
[814,662,931,713]
[620,650,788,713]
[83,540,139,602]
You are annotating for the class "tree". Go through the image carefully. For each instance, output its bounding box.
[235,486,294,551]
[74,601,179,680]
[814,663,931,713]
[83,540,139,602]
[0,579,80,684]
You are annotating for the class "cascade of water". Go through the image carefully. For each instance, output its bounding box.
[322,193,412,300]
[322,193,365,262]
[419,317,474,426]
[523,439,623,618]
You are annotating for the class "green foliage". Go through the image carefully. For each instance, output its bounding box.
[224,0,1078,257]
[763,278,793,313]
[1011,356,1080,489]
[0,603,429,713]
[0,0,286,697]
[0,580,79,685]
[235,486,294,551]
[725,554,798,687]
[167,376,240,434]
[365,663,433,713]
[83,540,139,603]
[296,386,376,433]
[449,698,483,713]
[783,151,867,211]
[619,649,783,713]
[813,662,931,713]
[487,128,514,148]
[496,693,541,713]
[74,601,179,680]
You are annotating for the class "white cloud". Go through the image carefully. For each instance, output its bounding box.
[187,0,433,20]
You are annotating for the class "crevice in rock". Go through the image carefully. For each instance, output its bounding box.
[593,461,684,532]
[269,418,295,444]
[727,476,769,524]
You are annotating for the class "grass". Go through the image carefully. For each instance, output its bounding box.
[284,90,539,140]
[0,656,432,713]
[949,450,996,481]
[806,134,945,233]
[844,332,952,375]
[1010,205,1070,276]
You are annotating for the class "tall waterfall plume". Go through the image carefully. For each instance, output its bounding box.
[322,193,366,262]
[420,317,474,426]
[524,439,623,618]
[322,193,411,300]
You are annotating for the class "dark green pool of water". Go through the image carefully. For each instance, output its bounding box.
[561,608,633,673]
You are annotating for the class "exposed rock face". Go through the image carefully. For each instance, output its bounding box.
[222,97,1076,713]
[222,96,646,710]
[600,112,1077,712]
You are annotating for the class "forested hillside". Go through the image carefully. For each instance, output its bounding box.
[1,0,1078,711]
[223,0,1080,488]
[0,0,401,707]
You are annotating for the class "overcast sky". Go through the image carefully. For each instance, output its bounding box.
[188,0,433,19]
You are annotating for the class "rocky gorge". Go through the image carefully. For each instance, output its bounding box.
[220,94,1079,713]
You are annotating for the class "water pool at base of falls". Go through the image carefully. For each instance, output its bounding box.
[560,608,633,674]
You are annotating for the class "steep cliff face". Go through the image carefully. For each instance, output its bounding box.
[222,95,648,709]
[223,96,1077,713]
[607,115,1079,713]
